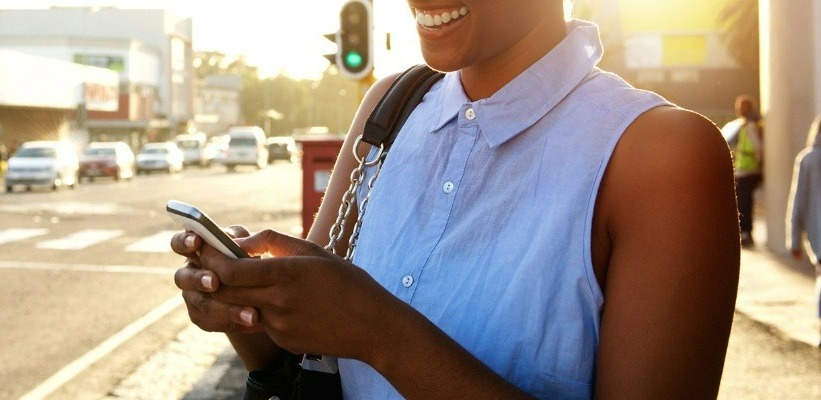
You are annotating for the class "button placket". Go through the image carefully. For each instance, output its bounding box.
[399,109,479,303]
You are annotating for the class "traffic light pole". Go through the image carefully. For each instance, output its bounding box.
[357,71,376,102]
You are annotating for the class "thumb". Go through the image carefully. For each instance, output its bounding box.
[239,229,327,258]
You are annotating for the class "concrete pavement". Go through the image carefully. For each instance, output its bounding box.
[111,225,820,399]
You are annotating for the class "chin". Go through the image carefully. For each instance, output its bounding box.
[420,49,465,73]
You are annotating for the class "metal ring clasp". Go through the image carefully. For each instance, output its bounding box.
[353,134,385,167]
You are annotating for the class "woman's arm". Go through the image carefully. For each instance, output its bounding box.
[306,73,401,250]
[593,107,740,398]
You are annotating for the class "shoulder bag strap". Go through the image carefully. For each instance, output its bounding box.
[362,64,444,149]
[326,64,444,258]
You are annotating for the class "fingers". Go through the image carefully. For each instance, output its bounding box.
[170,230,201,257]
[241,229,327,258]
[181,290,261,332]
[225,225,251,239]
[174,261,219,292]
[204,252,332,289]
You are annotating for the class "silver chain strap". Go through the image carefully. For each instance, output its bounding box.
[325,134,385,261]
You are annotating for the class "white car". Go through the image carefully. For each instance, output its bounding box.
[5,141,80,192]
[175,132,216,168]
[219,126,269,171]
[135,142,184,174]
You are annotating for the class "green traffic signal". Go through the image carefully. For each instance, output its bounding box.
[336,0,372,80]
[344,51,364,69]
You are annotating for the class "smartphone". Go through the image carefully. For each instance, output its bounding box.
[166,200,249,259]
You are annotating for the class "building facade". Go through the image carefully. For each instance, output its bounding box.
[0,7,194,150]
[194,74,242,136]
[575,0,759,124]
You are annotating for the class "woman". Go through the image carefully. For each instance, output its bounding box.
[172,1,740,398]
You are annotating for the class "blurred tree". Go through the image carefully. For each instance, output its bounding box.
[193,50,229,79]
[717,0,759,68]
[194,51,360,136]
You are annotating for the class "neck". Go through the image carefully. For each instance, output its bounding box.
[461,17,568,101]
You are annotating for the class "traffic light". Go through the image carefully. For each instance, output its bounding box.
[336,0,373,80]
[323,32,338,66]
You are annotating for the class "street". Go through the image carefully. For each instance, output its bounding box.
[0,162,303,400]
[0,161,818,399]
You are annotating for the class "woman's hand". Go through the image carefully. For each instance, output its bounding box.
[199,229,402,363]
[171,226,261,334]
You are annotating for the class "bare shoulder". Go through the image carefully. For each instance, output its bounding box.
[601,105,737,233]
[618,106,732,174]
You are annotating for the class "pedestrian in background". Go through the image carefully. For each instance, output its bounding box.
[0,144,7,175]
[722,95,764,246]
[786,114,821,346]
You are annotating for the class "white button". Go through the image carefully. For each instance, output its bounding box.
[402,275,414,287]
[465,107,476,120]
[443,181,455,194]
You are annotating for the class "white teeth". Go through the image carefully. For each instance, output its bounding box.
[415,6,469,28]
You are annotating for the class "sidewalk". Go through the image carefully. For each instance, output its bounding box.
[118,228,820,399]
[735,236,818,347]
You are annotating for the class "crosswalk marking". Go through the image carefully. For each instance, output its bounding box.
[37,229,125,250]
[0,228,179,254]
[125,230,177,253]
[0,228,49,245]
[0,260,176,275]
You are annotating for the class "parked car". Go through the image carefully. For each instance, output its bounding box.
[266,136,298,163]
[5,140,79,192]
[79,141,136,181]
[135,142,184,174]
[219,126,268,171]
[175,132,216,168]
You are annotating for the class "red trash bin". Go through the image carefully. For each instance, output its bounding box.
[295,135,344,238]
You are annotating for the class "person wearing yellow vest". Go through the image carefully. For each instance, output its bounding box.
[722,95,764,246]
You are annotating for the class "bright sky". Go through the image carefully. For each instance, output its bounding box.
[0,0,424,80]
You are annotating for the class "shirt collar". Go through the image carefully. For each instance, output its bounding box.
[430,19,604,148]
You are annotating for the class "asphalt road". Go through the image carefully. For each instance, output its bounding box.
[0,161,303,400]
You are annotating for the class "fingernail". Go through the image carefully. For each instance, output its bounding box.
[184,235,195,248]
[240,310,255,325]
[201,275,213,290]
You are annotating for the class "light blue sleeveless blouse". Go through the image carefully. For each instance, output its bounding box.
[340,19,671,399]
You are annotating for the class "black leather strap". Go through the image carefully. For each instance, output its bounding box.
[362,64,444,149]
